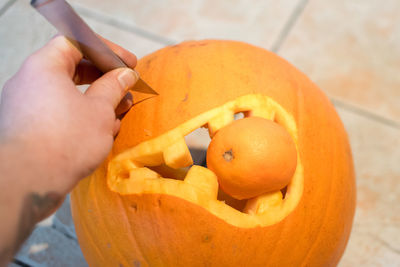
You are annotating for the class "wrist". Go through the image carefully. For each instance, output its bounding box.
[0,141,65,219]
[0,136,75,194]
[0,139,68,218]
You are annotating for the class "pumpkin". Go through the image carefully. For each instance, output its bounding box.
[71,40,356,267]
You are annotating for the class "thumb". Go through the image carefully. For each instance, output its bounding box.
[85,68,139,108]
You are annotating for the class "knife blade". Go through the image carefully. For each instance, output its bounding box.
[31,0,158,95]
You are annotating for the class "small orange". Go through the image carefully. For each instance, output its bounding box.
[206,116,297,199]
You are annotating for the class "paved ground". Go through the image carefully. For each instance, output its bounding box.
[1,0,399,266]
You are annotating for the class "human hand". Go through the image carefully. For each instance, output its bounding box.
[0,35,140,264]
[0,35,138,195]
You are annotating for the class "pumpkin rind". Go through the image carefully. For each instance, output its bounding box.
[71,40,356,267]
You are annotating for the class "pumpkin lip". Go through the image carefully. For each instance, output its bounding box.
[107,94,304,228]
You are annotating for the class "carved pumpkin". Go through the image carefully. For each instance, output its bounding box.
[71,40,356,267]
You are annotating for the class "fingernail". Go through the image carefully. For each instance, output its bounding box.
[118,69,139,91]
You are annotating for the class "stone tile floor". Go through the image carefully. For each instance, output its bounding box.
[0,0,399,266]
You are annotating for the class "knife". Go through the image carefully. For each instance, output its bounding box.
[31,0,158,95]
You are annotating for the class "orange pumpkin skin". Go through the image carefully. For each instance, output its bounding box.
[71,40,356,266]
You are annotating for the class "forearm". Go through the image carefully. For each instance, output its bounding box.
[0,143,64,265]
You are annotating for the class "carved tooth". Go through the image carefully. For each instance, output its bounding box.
[163,138,193,169]
[243,191,283,215]
[184,166,218,199]
[134,152,164,166]
[129,167,161,180]
[109,159,160,186]
[132,142,164,166]
[207,110,235,138]
[249,106,275,120]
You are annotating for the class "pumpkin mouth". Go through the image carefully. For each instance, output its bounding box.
[107,94,304,228]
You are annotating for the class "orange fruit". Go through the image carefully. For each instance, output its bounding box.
[206,116,297,199]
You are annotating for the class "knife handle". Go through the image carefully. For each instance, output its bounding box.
[31,0,127,73]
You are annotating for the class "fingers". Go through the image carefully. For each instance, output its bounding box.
[74,36,138,85]
[73,59,103,85]
[28,35,83,78]
[85,68,139,109]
